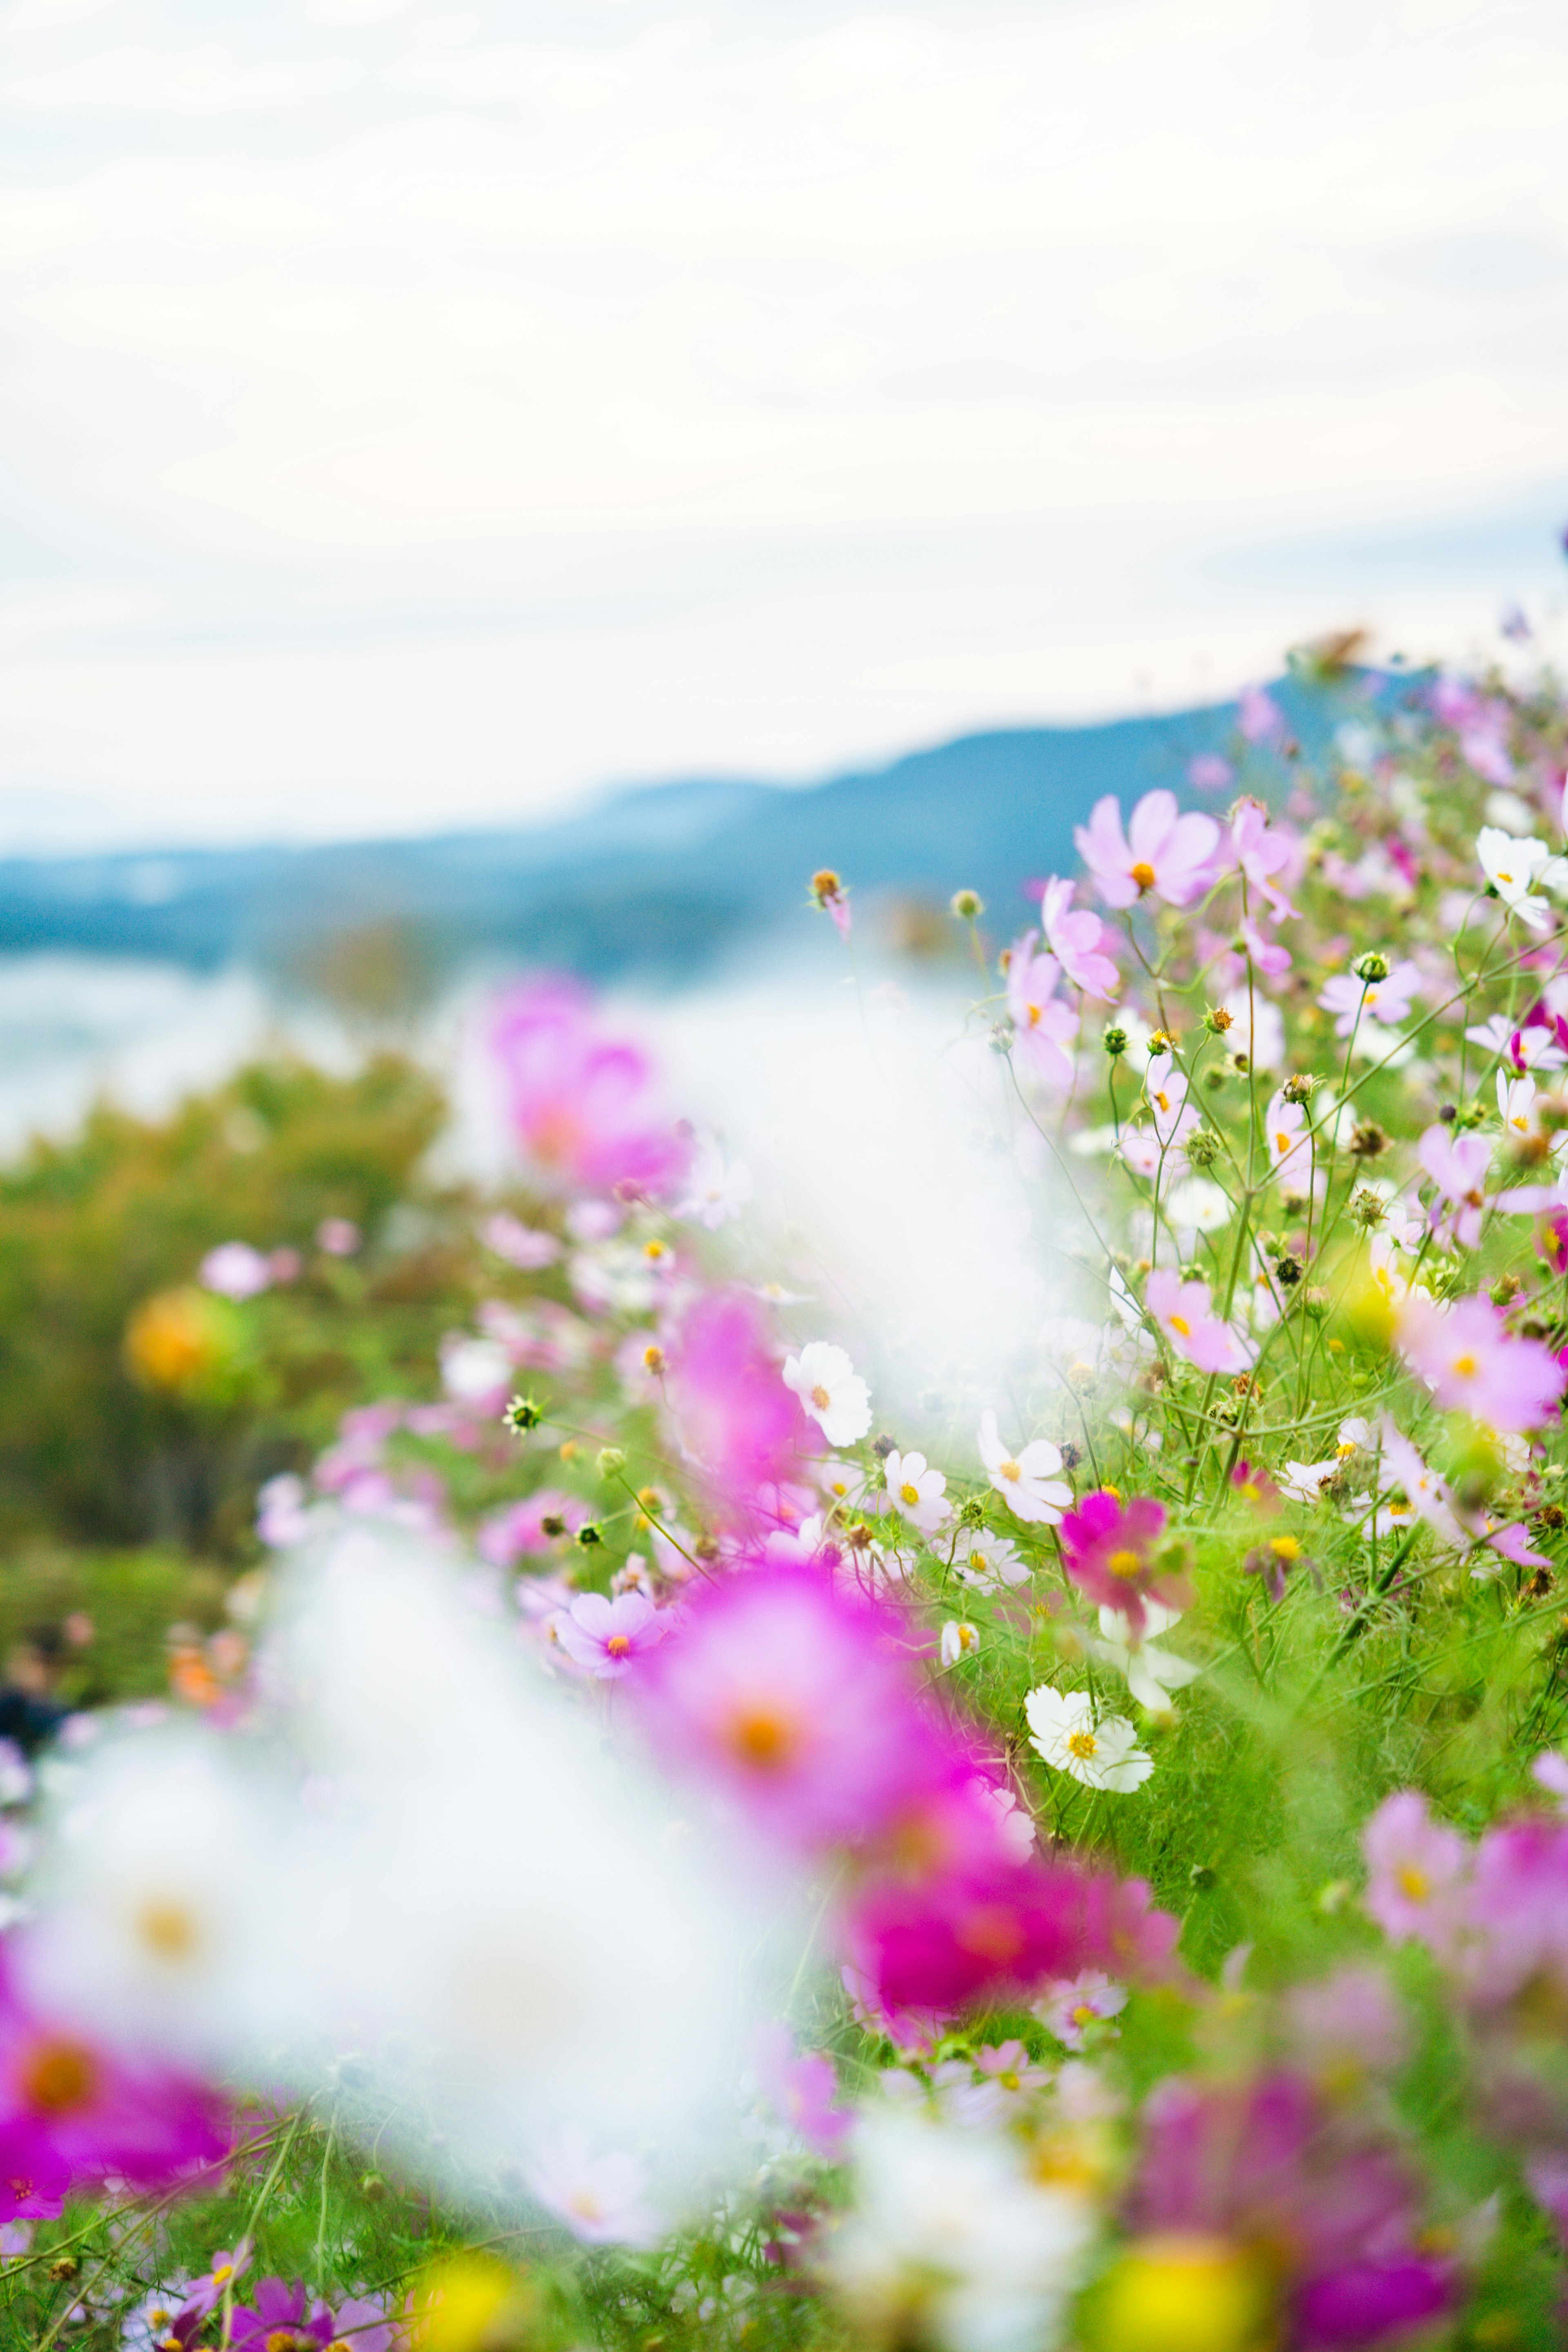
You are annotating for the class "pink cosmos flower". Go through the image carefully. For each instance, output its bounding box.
[1145,1053,1202,1156]
[229,2279,334,2352]
[491,977,689,1198]
[1004,936,1078,1087]
[1187,753,1234,793]
[1362,1791,1472,1959]
[1317,959,1422,1038]
[1033,1969,1127,2051]
[633,1563,949,1852]
[1395,1292,1566,1433]
[1038,877,1120,998]
[198,1243,271,1300]
[1417,1124,1493,1247]
[1263,1091,1314,1192]
[1058,1490,1189,1635]
[477,1490,587,1567]
[1240,915,1292,977]
[849,1844,1098,2016]
[1230,799,1301,922]
[481,1212,562,1270]
[1074,791,1221,910]
[528,2136,663,2247]
[316,1217,361,1257]
[1373,1421,1468,1554]
[666,1289,809,1503]
[1236,683,1287,746]
[554,1591,667,1679]
[1145,1268,1252,1375]
[755,2027,853,2159]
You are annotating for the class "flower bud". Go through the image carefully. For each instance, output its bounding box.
[1353,951,1390,983]
[574,1522,604,1549]
[1184,1129,1219,1168]
[1280,1074,1315,1104]
[1104,1027,1130,1058]
[1203,1006,1234,1035]
[1348,1119,1386,1159]
[502,1394,543,1435]
[949,888,984,920]
[595,1446,627,1479]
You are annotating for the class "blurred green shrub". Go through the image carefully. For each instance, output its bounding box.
[0,1053,485,1556]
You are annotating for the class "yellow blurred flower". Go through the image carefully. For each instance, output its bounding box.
[1092,2233,1272,2352]
[124,1286,229,1394]
[410,2256,536,2352]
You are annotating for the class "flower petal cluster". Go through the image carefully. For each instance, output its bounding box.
[1076,791,1221,909]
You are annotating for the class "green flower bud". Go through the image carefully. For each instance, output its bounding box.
[1103,1026,1129,1058]
[1353,951,1390,984]
[596,1446,627,1479]
[503,1394,543,1435]
[950,889,984,920]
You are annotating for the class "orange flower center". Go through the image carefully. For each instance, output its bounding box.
[1129,861,1157,891]
[606,1635,631,1657]
[1107,1548,1142,1579]
[810,1384,831,1410]
[726,1706,798,1771]
[18,2037,98,2116]
[1066,1730,1097,1760]
[1169,1313,1192,1337]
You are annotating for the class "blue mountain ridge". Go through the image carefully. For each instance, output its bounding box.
[0,673,1385,984]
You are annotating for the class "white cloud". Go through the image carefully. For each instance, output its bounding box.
[0,0,1566,846]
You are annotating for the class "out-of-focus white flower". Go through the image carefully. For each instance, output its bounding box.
[970,1778,1036,1861]
[568,1240,666,1316]
[940,1621,979,1667]
[1163,1177,1232,1237]
[676,1141,754,1230]
[1477,826,1568,930]
[784,1342,872,1447]
[1024,1688,1152,1793]
[1220,988,1284,1071]
[977,1411,1071,1525]
[1091,1604,1200,1718]
[439,1334,514,1406]
[952,1529,1029,1592]
[885,1448,950,1534]
[822,2109,1094,2352]
[527,2136,664,2247]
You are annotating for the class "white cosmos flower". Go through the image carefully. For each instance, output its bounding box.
[527,2135,664,2248]
[940,1621,980,1667]
[823,2109,1094,2352]
[952,1529,1029,1592]
[1091,1604,1200,1718]
[1163,1177,1232,1237]
[783,1341,873,1447]
[884,1448,950,1533]
[1477,826,1568,931]
[977,1410,1071,1525]
[1024,1687,1152,1793]
[676,1141,754,1231]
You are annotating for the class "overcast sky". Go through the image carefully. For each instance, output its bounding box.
[2,0,1567,851]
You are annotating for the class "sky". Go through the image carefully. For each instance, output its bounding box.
[2,0,1567,852]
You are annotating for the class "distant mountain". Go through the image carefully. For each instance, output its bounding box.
[0,675,1378,987]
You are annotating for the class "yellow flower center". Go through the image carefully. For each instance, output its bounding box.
[1270,1535,1301,1560]
[726,1706,798,1771]
[136,1898,200,1962]
[998,1456,1022,1482]
[606,1635,631,1657]
[1274,1131,1293,1155]
[1169,1313,1191,1337]
[1072,2004,1096,2026]
[999,2068,1020,2090]
[900,1481,921,1506]
[810,1383,831,1410]
[1397,1865,1429,1903]
[1129,860,1156,891]
[1107,1548,1143,1579]
[1450,1353,1478,1378]
[1066,1730,1097,1760]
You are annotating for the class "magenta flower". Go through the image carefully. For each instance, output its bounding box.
[1145,1267,1252,1375]
[1075,790,1221,910]
[1038,878,1120,998]
[1417,1125,1492,1247]
[476,1489,586,1567]
[849,1844,1097,2015]
[1395,1292,1566,1433]
[491,977,689,1198]
[1058,1490,1188,1635]
[181,2245,254,2321]
[1361,1791,1472,1958]
[634,1562,948,1852]
[555,1591,667,1680]
[665,1290,809,1503]
[1004,936,1078,1086]
[229,2278,334,2352]
[1230,799,1301,923]
[0,1962,229,2206]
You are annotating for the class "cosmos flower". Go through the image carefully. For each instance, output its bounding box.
[1317,959,1421,1038]
[940,1622,980,1667]
[1263,1091,1314,1191]
[1361,1792,1472,1958]
[675,1141,755,1231]
[1091,1603,1201,1715]
[481,1212,562,1269]
[528,2136,664,2248]
[884,1448,950,1534]
[783,1341,872,1450]
[228,2280,334,2352]
[951,1529,1030,1591]
[553,1592,668,1680]
[1230,799,1301,922]
[1004,937,1078,1088]
[755,2027,853,2160]
[1075,791,1221,910]
[668,1290,811,1496]
[1038,877,1120,998]
[1034,1970,1127,2051]
[976,1411,1071,1524]
[1144,1269,1252,1376]
[1145,1053,1202,1156]
[477,1490,588,1568]
[491,977,690,1196]
[1024,1688,1152,1794]
[1057,1490,1188,1635]
[1395,1292,1565,1432]
[197,1243,272,1301]
[1476,826,1568,931]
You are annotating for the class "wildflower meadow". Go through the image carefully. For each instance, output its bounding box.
[7,648,1568,2352]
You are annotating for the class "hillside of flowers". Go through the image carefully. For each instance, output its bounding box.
[6,650,1568,2352]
